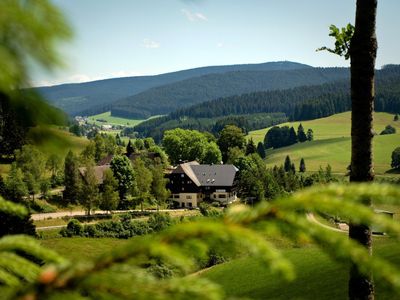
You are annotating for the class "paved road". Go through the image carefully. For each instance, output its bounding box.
[32,209,187,220]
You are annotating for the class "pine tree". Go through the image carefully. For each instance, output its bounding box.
[245,138,257,155]
[297,124,307,142]
[394,114,399,121]
[63,151,80,204]
[289,127,298,145]
[299,158,306,172]
[306,128,314,141]
[126,139,135,156]
[284,155,292,172]
[290,163,296,174]
[256,142,266,159]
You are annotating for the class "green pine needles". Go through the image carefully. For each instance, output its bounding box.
[1,183,400,299]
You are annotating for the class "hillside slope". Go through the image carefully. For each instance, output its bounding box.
[247,112,400,174]
[111,67,349,119]
[37,61,310,116]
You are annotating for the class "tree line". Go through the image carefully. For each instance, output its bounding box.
[132,65,400,142]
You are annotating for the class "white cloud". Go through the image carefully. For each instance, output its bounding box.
[142,38,160,49]
[217,42,224,48]
[181,8,208,22]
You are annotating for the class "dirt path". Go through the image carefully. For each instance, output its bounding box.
[306,213,348,233]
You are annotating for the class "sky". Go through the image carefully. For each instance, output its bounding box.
[32,0,400,86]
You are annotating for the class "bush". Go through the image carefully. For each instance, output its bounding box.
[60,219,84,237]
[147,262,176,279]
[60,212,179,239]
[380,124,396,135]
[147,213,173,232]
[199,202,222,217]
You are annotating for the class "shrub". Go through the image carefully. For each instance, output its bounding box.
[147,213,173,232]
[147,262,176,279]
[199,202,222,217]
[60,219,83,237]
[380,124,396,135]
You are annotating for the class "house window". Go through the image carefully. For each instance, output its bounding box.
[188,202,192,208]
[186,195,192,199]
[181,174,184,178]
[181,187,184,191]
[181,202,185,207]
[173,195,179,199]
[218,194,227,199]
[187,181,191,184]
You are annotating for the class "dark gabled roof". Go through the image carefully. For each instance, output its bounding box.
[171,162,237,187]
[191,164,238,186]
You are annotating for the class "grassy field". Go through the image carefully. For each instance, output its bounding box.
[87,111,144,127]
[247,112,400,175]
[28,126,89,157]
[40,237,130,261]
[201,238,400,300]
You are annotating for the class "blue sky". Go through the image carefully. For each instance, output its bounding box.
[32,0,400,86]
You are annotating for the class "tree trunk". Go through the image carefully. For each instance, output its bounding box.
[349,0,377,299]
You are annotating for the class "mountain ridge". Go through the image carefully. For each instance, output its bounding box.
[37,61,311,116]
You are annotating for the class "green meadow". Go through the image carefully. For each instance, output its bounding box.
[87,111,144,127]
[247,112,400,175]
[28,126,89,157]
[200,238,400,300]
[40,238,130,261]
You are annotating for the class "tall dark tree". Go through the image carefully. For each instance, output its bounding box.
[394,114,399,121]
[306,128,314,141]
[297,123,307,142]
[289,127,298,144]
[63,150,80,204]
[299,158,306,173]
[245,138,257,155]
[126,139,135,156]
[284,155,292,173]
[319,2,377,297]
[348,1,378,298]
[391,147,400,170]
[257,142,266,159]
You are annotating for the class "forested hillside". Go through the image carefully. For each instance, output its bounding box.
[134,65,400,140]
[111,67,349,119]
[37,61,310,116]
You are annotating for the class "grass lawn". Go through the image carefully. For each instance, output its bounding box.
[248,111,400,144]
[247,112,400,175]
[40,237,130,261]
[87,111,144,127]
[201,238,400,300]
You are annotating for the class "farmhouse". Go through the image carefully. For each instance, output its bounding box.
[167,161,238,208]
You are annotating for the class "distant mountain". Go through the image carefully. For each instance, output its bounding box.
[133,65,400,141]
[111,67,350,119]
[36,61,311,116]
